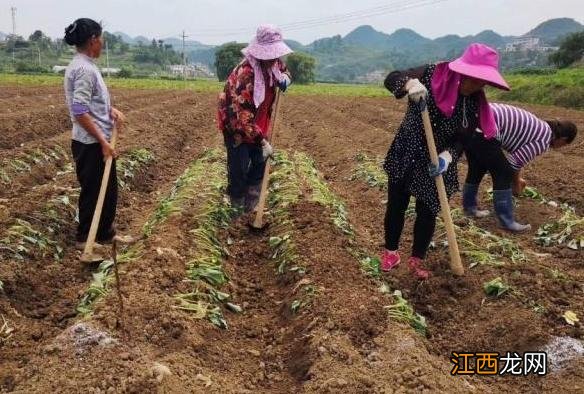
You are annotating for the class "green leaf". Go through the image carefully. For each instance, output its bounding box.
[483,277,510,297]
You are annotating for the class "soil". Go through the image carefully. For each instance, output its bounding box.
[0,86,583,393]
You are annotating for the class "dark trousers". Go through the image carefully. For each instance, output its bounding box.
[71,141,118,243]
[463,132,514,189]
[224,135,265,198]
[384,173,437,259]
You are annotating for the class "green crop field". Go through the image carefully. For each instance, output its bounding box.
[1,68,582,107]
[490,68,584,110]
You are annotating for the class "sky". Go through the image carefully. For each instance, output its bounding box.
[2,0,583,45]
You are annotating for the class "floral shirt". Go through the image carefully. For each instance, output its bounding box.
[217,59,289,144]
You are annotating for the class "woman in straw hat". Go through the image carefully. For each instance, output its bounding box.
[218,24,292,213]
[380,43,510,279]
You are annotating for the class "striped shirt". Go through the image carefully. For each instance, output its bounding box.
[491,103,552,170]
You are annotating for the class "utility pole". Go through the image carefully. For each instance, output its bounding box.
[11,7,17,36]
[37,45,41,67]
[181,30,188,81]
[105,39,110,78]
[11,7,17,67]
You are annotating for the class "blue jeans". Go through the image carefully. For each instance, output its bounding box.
[224,135,265,198]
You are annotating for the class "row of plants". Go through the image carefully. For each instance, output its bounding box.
[116,148,155,190]
[266,152,314,314]
[297,151,427,335]
[0,145,68,185]
[77,149,224,315]
[175,150,240,328]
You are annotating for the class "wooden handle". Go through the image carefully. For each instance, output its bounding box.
[82,126,118,258]
[419,100,464,276]
[252,90,282,228]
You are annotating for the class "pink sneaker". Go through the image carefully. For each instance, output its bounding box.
[381,250,401,272]
[407,257,430,280]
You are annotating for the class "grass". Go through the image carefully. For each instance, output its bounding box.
[0,72,387,97]
[490,68,584,109]
[3,68,583,107]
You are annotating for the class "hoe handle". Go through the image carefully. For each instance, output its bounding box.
[419,99,464,276]
[82,126,118,259]
[252,90,282,228]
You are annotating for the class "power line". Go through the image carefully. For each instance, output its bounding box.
[179,0,447,37]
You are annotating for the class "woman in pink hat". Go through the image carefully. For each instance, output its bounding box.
[381,43,509,279]
[217,24,292,213]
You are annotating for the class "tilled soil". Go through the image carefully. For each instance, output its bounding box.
[0,86,583,393]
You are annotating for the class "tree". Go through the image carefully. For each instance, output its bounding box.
[286,52,316,84]
[214,42,246,81]
[549,31,584,68]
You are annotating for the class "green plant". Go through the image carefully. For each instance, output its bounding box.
[143,150,222,236]
[295,152,354,236]
[0,219,62,261]
[535,205,584,250]
[76,243,143,315]
[0,315,14,343]
[351,153,387,190]
[360,256,381,278]
[117,148,155,189]
[291,285,317,314]
[384,290,427,336]
[267,152,303,275]
[174,152,241,329]
[483,277,511,297]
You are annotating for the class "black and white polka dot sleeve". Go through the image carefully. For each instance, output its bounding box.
[384,65,428,99]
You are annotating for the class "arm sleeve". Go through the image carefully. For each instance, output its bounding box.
[383,65,428,99]
[507,140,547,170]
[71,68,94,116]
[233,70,262,142]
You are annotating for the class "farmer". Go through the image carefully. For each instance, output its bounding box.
[381,43,509,279]
[462,103,577,231]
[217,24,292,213]
[63,18,125,250]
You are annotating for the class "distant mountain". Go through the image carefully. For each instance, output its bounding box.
[385,28,432,49]
[113,31,135,44]
[109,17,582,82]
[472,30,507,48]
[134,36,150,44]
[162,37,212,51]
[343,25,392,49]
[284,39,305,51]
[525,18,584,43]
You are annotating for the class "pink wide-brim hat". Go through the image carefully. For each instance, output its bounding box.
[448,43,510,91]
[242,24,293,60]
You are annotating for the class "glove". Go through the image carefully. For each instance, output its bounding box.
[278,75,291,92]
[405,78,428,103]
[261,139,273,160]
[428,151,452,177]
